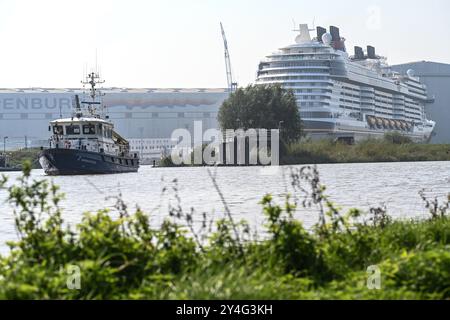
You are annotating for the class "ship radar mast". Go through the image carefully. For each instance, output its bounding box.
[80,72,106,118]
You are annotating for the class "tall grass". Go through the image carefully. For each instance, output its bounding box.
[283,137,450,165]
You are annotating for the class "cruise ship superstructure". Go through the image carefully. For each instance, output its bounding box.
[256,24,436,142]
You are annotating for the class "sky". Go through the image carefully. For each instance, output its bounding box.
[0,0,449,88]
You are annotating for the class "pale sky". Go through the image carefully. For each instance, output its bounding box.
[0,0,449,88]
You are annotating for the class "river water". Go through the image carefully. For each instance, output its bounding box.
[1,162,449,254]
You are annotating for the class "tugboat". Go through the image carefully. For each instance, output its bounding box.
[39,72,139,175]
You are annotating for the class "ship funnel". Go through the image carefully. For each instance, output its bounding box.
[329,26,346,51]
[354,46,365,60]
[316,26,326,43]
[329,26,340,42]
[367,45,376,59]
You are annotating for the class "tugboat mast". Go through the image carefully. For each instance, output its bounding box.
[81,72,106,118]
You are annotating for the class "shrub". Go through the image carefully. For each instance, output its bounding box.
[261,195,320,276]
[381,249,450,299]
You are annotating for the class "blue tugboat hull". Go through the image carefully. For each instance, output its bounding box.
[39,149,139,175]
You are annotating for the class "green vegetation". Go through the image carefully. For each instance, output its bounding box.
[218,84,303,143]
[0,162,449,300]
[283,136,450,165]
[2,148,41,169]
[159,136,450,167]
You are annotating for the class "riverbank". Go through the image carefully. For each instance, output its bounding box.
[159,138,450,167]
[0,164,448,300]
[3,148,41,170]
[282,139,450,165]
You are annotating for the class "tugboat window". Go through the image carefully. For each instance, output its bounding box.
[53,125,63,135]
[66,125,81,135]
[83,124,96,135]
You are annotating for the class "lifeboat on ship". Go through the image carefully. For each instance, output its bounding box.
[400,121,407,130]
[389,120,396,129]
[376,118,384,128]
[367,116,376,127]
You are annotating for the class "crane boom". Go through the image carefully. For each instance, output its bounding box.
[220,22,237,92]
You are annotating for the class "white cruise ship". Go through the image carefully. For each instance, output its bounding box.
[256,24,436,142]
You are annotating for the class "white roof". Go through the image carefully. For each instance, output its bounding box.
[50,117,112,124]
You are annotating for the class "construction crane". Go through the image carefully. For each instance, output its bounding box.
[220,22,238,93]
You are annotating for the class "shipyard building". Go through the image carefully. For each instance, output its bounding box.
[0,88,230,153]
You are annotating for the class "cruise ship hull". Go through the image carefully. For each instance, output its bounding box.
[303,119,434,143]
[39,149,139,176]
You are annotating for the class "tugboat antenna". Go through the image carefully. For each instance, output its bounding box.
[81,72,105,101]
[81,72,105,117]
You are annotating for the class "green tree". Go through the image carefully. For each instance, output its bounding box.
[218,84,303,143]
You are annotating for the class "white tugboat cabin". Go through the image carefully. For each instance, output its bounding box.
[49,117,131,157]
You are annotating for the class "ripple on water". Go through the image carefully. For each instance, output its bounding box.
[1,162,449,252]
